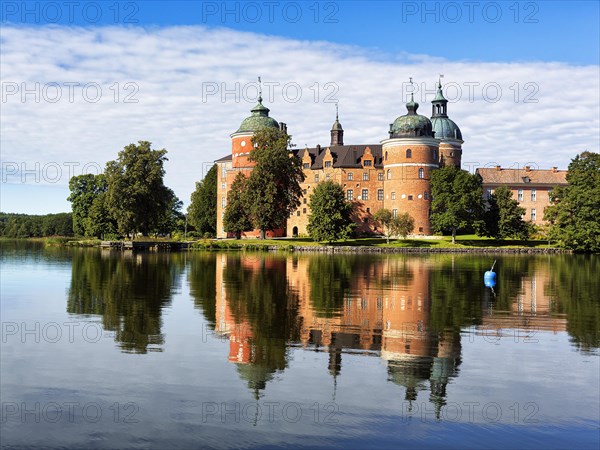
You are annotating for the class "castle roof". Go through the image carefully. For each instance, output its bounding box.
[294,144,383,169]
[477,167,568,186]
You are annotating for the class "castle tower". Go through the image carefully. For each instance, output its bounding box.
[216,81,287,238]
[330,104,344,146]
[431,81,463,168]
[381,87,439,235]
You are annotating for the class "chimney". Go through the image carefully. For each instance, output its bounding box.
[495,165,501,171]
[552,166,558,172]
[316,144,322,154]
[279,122,287,133]
[524,166,531,172]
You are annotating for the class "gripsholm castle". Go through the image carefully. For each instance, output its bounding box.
[214,81,566,238]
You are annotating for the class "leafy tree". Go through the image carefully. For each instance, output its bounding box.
[224,172,253,239]
[104,141,174,237]
[483,186,530,239]
[188,164,217,235]
[393,212,415,239]
[154,188,184,237]
[85,192,118,239]
[307,181,355,243]
[245,128,305,239]
[67,174,107,236]
[430,166,484,243]
[373,209,394,243]
[374,209,415,242]
[545,152,600,252]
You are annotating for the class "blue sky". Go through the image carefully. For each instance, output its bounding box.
[1,1,599,214]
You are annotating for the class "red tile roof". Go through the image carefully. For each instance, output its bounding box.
[477,167,568,186]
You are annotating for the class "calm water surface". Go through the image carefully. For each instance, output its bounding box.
[1,241,599,449]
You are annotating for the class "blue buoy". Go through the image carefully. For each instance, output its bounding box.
[484,260,497,287]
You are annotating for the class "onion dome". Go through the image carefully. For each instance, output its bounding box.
[431,82,462,140]
[389,93,434,138]
[235,95,280,133]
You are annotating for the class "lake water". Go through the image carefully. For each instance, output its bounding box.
[1,241,598,449]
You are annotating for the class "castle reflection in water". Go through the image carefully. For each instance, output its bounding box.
[211,254,572,413]
[66,250,598,413]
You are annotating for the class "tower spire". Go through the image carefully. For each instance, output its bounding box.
[257,76,263,103]
[330,102,344,146]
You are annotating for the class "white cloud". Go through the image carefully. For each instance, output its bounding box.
[1,24,598,213]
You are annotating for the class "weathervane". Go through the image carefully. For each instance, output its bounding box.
[335,102,339,120]
[439,73,444,87]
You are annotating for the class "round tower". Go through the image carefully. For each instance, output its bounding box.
[382,90,439,235]
[431,81,463,168]
[230,94,281,170]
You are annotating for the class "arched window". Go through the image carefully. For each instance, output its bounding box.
[385,151,388,161]
[406,149,412,158]
[387,169,391,180]
[418,168,424,179]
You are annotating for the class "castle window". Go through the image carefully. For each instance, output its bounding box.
[348,172,353,181]
[303,163,310,169]
[363,172,369,181]
[419,227,423,232]
[303,198,306,204]
[392,209,398,218]
[221,197,226,208]
[378,173,384,181]
[531,189,537,201]
[362,189,369,200]
[364,160,372,166]
[297,211,300,216]
[518,189,523,201]
[391,192,396,200]
[408,195,413,200]
[387,169,391,180]
[315,174,319,182]
[424,192,429,200]
[418,168,424,179]
[366,208,370,213]
[433,150,438,160]
[385,151,388,161]
[221,182,226,190]
[325,161,332,168]
[303,208,307,214]
[326,174,330,181]
[347,190,353,201]
[221,164,227,178]
[303,189,307,195]
[486,188,493,199]
[377,189,384,201]
[406,149,412,158]
[531,208,537,221]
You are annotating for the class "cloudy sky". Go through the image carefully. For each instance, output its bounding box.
[1,1,599,214]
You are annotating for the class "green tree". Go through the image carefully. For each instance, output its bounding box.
[245,128,305,239]
[224,172,253,239]
[105,141,174,237]
[373,209,394,243]
[307,181,355,243]
[67,173,107,236]
[374,209,416,242]
[86,192,117,238]
[393,212,415,239]
[188,164,217,235]
[430,166,484,243]
[545,152,600,252]
[483,186,530,239]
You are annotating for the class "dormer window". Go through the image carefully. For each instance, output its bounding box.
[303,163,309,169]
[364,160,372,166]
[325,161,331,168]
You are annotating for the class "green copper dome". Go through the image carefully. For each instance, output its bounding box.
[236,97,280,133]
[431,81,462,140]
[389,94,434,138]
[431,117,462,140]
